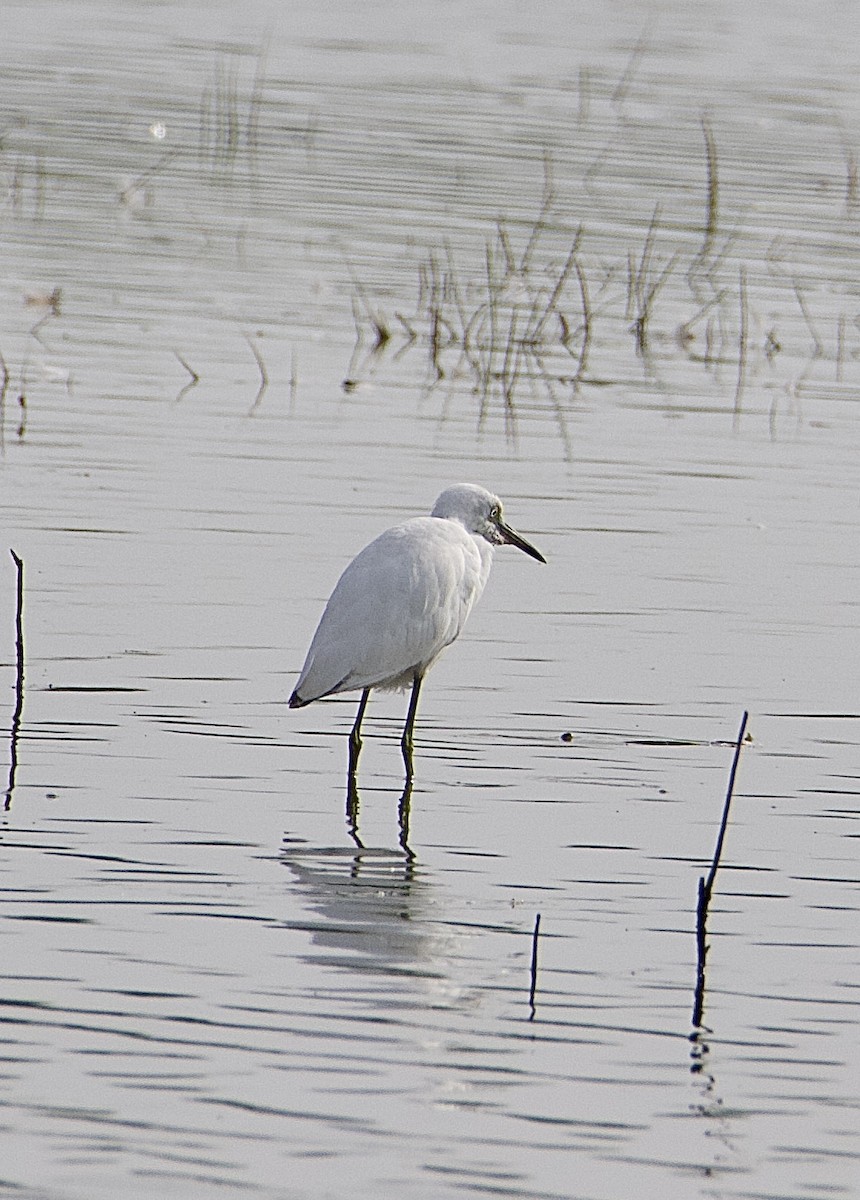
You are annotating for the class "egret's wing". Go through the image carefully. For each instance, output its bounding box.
[292,519,485,702]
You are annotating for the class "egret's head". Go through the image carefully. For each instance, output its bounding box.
[432,484,546,563]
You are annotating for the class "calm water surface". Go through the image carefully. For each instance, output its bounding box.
[0,2,858,1198]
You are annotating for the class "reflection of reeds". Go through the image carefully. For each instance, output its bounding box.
[0,353,30,442]
[344,111,848,442]
[732,265,748,425]
[352,275,391,353]
[628,205,676,358]
[843,141,858,214]
[9,152,47,220]
[345,182,756,435]
[528,235,581,346]
[611,32,648,116]
[198,45,269,175]
[836,312,846,383]
[245,331,268,412]
[571,258,591,379]
[200,59,240,170]
[286,350,298,411]
[173,350,200,403]
[0,350,8,453]
[246,39,270,176]
[792,280,824,359]
[347,202,594,441]
[700,117,719,264]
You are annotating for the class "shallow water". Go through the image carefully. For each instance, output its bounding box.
[1,2,859,1198]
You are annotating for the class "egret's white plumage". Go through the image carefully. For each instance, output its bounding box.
[289,484,545,775]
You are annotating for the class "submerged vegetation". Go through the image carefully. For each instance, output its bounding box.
[0,39,856,454]
[345,118,857,453]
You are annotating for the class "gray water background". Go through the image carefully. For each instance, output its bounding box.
[0,1,858,1197]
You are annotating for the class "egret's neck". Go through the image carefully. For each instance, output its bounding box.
[472,531,495,588]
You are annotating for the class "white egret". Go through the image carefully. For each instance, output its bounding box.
[289,483,546,777]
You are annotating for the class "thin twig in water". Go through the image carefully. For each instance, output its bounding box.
[792,280,824,358]
[370,309,391,352]
[732,266,748,426]
[460,301,489,390]
[636,251,677,357]
[844,141,858,214]
[700,116,719,263]
[677,289,729,360]
[5,549,25,810]
[692,710,750,1028]
[394,312,418,346]
[520,152,555,275]
[532,348,574,461]
[173,350,199,383]
[496,220,516,277]
[625,249,636,325]
[0,348,8,454]
[500,298,524,442]
[577,66,591,127]
[342,320,363,393]
[629,205,665,355]
[246,35,271,177]
[346,263,391,352]
[836,313,846,384]
[415,257,430,317]
[173,350,200,403]
[479,236,500,428]
[704,315,715,367]
[529,912,541,1020]
[444,240,469,345]
[528,231,581,346]
[119,150,177,206]
[611,32,648,114]
[34,153,46,220]
[573,258,591,379]
[635,204,660,304]
[429,306,444,381]
[245,332,269,411]
[289,351,298,410]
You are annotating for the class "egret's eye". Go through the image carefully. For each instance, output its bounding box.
[490,505,501,520]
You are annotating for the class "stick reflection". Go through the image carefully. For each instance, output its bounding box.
[5,550,24,811]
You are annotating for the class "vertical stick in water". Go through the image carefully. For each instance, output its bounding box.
[529,912,541,1021]
[692,710,749,1028]
[5,550,24,810]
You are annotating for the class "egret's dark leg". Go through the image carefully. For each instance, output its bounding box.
[401,674,423,779]
[348,688,371,775]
